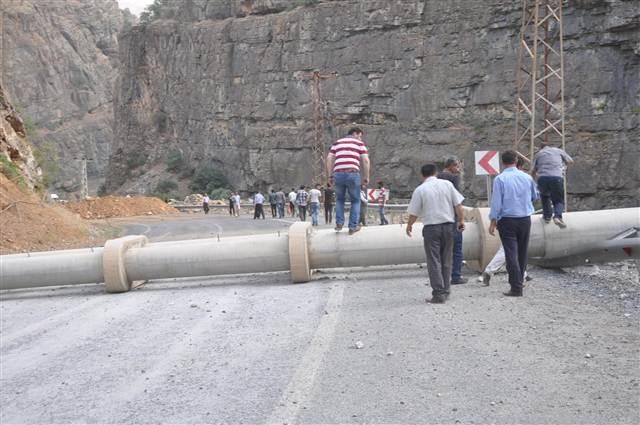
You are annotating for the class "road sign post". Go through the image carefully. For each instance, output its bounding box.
[475,151,500,204]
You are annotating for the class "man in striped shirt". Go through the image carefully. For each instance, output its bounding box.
[326,127,370,235]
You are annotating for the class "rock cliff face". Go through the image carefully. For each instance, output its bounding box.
[1,0,135,195]
[109,0,639,209]
[0,84,41,189]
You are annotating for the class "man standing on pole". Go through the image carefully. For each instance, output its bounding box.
[532,142,573,228]
[406,164,465,304]
[489,150,539,297]
[437,157,467,285]
[326,127,370,235]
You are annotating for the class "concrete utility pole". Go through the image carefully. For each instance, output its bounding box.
[514,0,567,209]
[80,158,88,199]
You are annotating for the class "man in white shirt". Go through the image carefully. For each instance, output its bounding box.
[253,191,265,219]
[406,164,465,304]
[288,188,297,217]
[308,184,322,226]
[202,193,210,215]
[233,193,241,216]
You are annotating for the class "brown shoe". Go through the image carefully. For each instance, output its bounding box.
[348,225,361,235]
[553,217,567,228]
[334,224,343,231]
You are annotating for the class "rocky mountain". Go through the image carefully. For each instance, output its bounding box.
[108,0,639,209]
[0,84,41,190]
[1,0,135,196]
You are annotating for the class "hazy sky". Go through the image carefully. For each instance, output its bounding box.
[116,0,155,16]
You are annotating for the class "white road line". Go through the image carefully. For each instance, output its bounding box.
[266,282,345,424]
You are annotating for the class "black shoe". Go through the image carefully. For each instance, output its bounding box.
[482,272,491,286]
[503,289,523,297]
[348,225,362,235]
[451,277,468,285]
[428,295,446,304]
[334,224,343,231]
[525,274,533,282]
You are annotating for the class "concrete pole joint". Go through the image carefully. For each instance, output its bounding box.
[103,235,148,293]
[288,222,312,283]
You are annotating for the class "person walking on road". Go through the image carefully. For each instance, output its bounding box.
[296,185,309,221]
[309,184,322,226]
[233,192,241,216]
[406,164,465,304]
[359,184,368,226]
[377,181,389,225]
[228,192,235,216]
[326,127,370,235]
[489,150,539,297]
[323,186,334,224]
[532,142,573,228]
[275,188,286,219]
[269,189,278,218]
[288,188,297,217]
[253,191,266,220]
[437,157,467,285]
[203,193,210,215]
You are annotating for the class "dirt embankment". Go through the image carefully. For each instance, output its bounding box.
[0,175,178,254]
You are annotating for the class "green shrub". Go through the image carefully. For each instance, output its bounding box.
[0,154,27,190]
[166,149,186,173]
[32,140,59,187]
[126,151,147,169]
[189,165,229,194]
[153,179,180,201]
[208,187,231,201]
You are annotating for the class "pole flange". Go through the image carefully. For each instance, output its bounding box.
[103,235,148,293]
[288,222,312,283]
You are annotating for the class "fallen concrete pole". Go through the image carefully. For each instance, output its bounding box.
[0,208,637,292]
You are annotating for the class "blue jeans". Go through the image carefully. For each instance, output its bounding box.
[334,171,361,229]
[310,203,320,225]
[379,205,388,225]
[452,228,463,280]
[276,202,285,218]
[537,176,565,219]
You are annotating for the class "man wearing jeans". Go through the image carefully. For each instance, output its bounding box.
[489,150,539,297]
[406,164,465,304]
[326,127,370,235]
[308,184,322,226]
[532,143,573,228]
[437,158,467,284]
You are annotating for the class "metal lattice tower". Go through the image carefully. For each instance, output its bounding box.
[310,71,337,186]
[514,0,566,162]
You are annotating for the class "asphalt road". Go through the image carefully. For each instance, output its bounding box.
[1,213,638,424]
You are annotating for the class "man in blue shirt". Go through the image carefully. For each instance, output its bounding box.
[489,150,539,297]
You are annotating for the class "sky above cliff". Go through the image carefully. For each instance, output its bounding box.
[116,0,154,16]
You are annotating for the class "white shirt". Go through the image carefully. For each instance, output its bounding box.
[254,193,265,205]
[234,194,240,205]
[407,177,464,225]
[288,191,297,202]
[309,188,321,203]
[203,196,210,204]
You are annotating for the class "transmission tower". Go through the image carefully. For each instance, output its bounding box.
[514,0,566,161]
[309,71,337,186]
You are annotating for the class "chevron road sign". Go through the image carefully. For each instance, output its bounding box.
[475,150,500,176]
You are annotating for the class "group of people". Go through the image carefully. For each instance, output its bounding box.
[405,143,571,303]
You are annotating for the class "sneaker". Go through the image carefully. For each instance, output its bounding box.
[553,217,567,228]
[482,272,491,286]
[451,277,468,285]
[334,224,343,231]
[525,274,533,282]
[348,225,362,235]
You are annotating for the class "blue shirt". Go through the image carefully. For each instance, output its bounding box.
[489,167,539,220]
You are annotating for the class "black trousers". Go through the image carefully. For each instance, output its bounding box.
[270,203,277,217]
[422,223,454,297]
[254,204,265,219]
[497,217,531,290]
[299,205,307,221]
[324,204,333,223]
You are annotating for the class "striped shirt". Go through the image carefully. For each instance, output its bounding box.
[329,137,368,172]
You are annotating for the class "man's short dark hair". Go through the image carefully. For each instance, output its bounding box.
[348,127,363,136]
[421,163,438,177]
[502,150,517,165]
[444,157,459,168]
